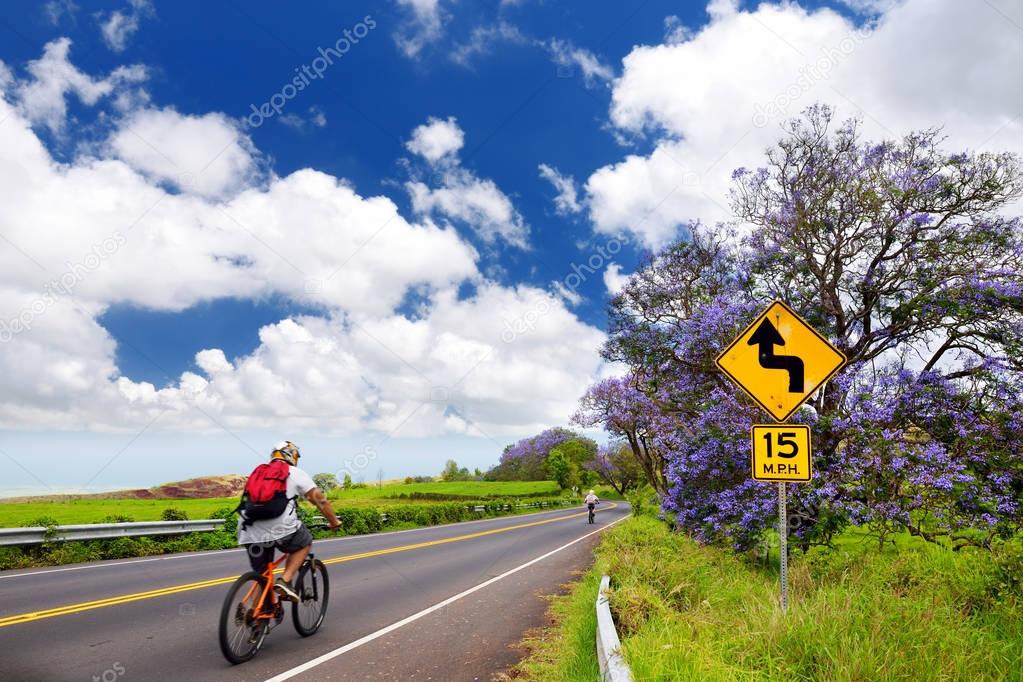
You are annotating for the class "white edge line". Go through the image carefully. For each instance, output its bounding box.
[0,505,589,581]
[263,512,631,682]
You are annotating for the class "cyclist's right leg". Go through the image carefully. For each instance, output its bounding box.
[275,524,314,583]
[245,541,275,575]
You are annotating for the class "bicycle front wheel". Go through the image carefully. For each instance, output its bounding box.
[219,572,269,664]
[293,558,330,636]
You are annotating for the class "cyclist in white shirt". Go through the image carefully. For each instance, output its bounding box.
[237,441,341,601]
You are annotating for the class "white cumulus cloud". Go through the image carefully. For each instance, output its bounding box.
[98,0,154,53]
[394,0,444,59]
[0,41,604,441]
[406,116,464,161]
[546,38,614,87]
[538,163,582,215]
[603,263,630,296]
[405,116,529,248]
[586,0,1023,249]
[107,107,261,199]
[12,37,146,132]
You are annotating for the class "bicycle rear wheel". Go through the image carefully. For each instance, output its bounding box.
[219,572,269,664]
[292,558,329,636]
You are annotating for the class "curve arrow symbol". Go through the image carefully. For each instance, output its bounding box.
[747,319,804,393]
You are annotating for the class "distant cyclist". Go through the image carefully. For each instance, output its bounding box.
[585,489,599,523]
[236,441,341,601]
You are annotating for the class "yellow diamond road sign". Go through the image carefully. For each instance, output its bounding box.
[751,424,812,482]
[716,300,846,422]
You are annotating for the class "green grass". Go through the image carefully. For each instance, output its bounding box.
[0,497,241,526]
[326,479,560,501]
[516,516,1023,681]
[513,570,603,681]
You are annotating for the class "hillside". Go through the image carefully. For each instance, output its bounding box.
[0,474,247,503]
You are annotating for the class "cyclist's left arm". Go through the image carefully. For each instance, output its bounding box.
[305,488,342,531]
[292,467,342,531]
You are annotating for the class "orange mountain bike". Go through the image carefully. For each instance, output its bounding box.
[218,549,330,664]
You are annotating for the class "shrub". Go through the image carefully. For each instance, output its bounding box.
[40,542,102,566]
[625,487,658,517]
[0,546,31,571]
[161,508,189,521]
[98,515,135,524]
[21,515,60,528]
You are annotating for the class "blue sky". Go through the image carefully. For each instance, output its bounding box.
[0,0,1019,494]
[1,0,698,384]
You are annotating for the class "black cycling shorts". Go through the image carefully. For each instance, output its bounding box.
[244,523,313,574]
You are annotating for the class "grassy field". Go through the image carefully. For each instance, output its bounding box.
[0,480,565,526]
[326,479,560,501]
[0,497,239,526]
[515,515,1023,681]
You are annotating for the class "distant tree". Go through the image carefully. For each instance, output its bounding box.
[550,438,597,466]
[441,459,472,482]
[587,443,644,496]
[488,428,598,481]
[545,448,580,490]
[313,473,338,491]
[574,380,669,496]
[377,468,384,488]
[579,468,598,490]
[342,473,353,489]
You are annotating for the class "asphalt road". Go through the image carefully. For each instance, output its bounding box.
[0,502,629,681]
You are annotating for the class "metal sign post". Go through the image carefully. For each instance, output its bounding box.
[778,481,788,613]
[716,299,847,616]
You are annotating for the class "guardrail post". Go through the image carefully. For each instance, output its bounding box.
[596,575,633,681]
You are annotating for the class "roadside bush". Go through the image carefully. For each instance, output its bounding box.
[334,507,383,535]
[161,508,189,521]
[21,515,61,541]
[0,546,32,571]
[625,487,657,517]
[208,506,238,520]
[103,537,146,560]
[39,542,103,566]
[21,515,60,528]
[98,515,135,524]
[194,531,236,551]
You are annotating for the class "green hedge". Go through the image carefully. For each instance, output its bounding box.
[0,498,575,571]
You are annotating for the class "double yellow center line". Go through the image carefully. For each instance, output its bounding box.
[0,504,614,629]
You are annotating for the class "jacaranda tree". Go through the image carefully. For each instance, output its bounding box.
[487,427,597,482]
[584,105,1023,550]
[587,442,646,496]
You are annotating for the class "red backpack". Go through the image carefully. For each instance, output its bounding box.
[235,460,295,527]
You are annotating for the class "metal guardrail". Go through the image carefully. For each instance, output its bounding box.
[596,575,633,682]
[0,498,579,546]
[0,519,226,546]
